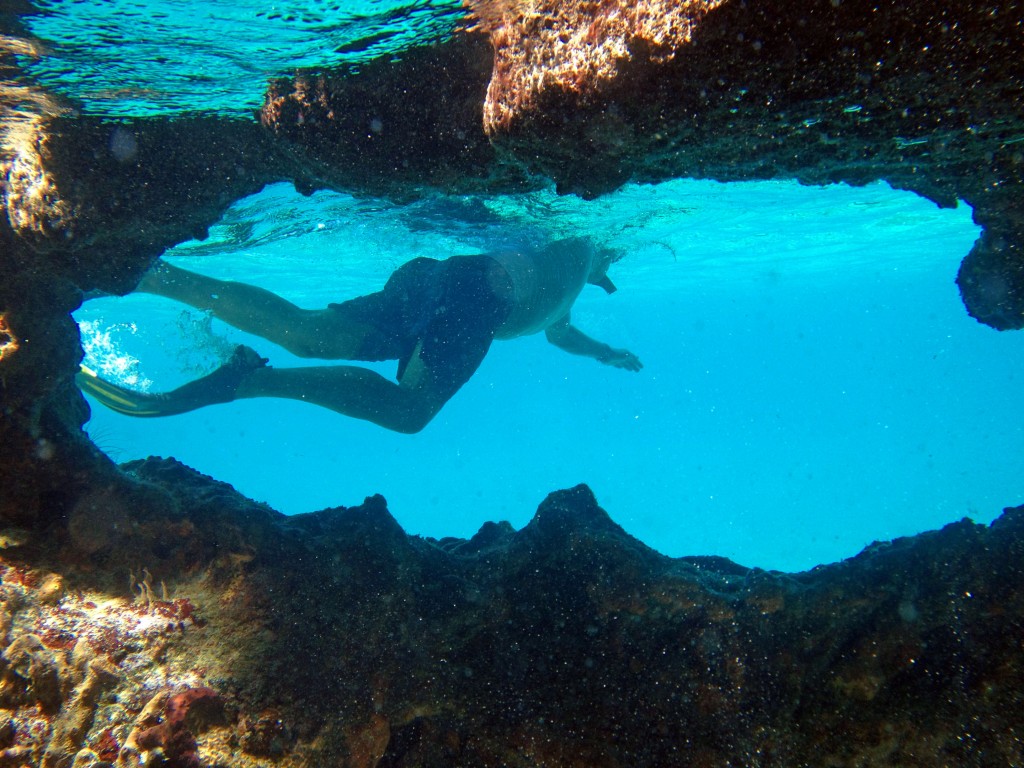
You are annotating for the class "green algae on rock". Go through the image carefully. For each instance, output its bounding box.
[1,476,1023,766]
[2,1,1024,765]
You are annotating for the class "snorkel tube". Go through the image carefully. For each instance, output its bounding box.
[595,274,617,294]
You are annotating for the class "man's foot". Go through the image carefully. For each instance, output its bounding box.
[77,345,268,418]
[179,345,269,407]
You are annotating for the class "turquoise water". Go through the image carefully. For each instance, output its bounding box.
[76,179,1024,572]
[20,0,462,117]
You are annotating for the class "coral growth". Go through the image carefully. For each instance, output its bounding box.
[0,474,1023,765]
[467,0,725,133]
[0,556,236,768]
[127,687,223,768]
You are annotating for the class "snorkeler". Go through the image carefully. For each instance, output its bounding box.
[77,237,642,433]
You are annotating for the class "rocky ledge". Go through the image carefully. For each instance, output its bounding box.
[1,469,1022,767]
[265,0,1024,328]
[2,0,1024,764]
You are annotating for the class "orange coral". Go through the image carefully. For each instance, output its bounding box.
[0,313,18,362]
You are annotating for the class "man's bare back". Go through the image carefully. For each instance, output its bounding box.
[489,237,598,339]
[78,238,641,433]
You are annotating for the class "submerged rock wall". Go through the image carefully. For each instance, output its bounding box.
[254,0,1024,328]
[461,0,1024,327]
[1,475,1022,766]
[1,1,1023,765]
[259,36,535,200]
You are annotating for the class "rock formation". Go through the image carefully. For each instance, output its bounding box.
[462,0,1024,329]
[1,0,1023,764]
[1,473,1022,766]
[262,0,1024,327]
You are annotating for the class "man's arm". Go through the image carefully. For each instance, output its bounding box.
[544,315,643,371]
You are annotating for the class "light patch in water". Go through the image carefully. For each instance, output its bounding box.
[78,319,153,391]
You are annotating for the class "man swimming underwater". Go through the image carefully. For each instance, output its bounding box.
[78,237,642,433]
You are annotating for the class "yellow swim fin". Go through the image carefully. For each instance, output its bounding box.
[77,346,267,418]
[76,365,170,417]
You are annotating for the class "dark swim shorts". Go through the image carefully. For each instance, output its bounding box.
[327,255,513,397]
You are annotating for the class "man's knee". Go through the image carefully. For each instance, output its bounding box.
[390,396,445,434]
[392,414,430,434]
[391,407,436,434]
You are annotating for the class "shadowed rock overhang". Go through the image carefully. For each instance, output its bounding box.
[0,2,1023,764]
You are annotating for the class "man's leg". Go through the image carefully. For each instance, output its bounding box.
[137,261,372,359]
[79,344,448,432]
[87,256,503,431]
[236,355,448,434]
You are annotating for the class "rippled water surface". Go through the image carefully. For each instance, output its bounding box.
[20,0,463,116]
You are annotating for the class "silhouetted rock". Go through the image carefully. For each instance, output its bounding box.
[2,468,1021,766]
[1,2,1023,764]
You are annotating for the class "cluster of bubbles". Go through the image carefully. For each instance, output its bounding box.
[171,310,237,375]
[79,309,237,393]
[78,319,153,391]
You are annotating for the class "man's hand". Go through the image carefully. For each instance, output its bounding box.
[546,317,643,371]
[599,347,643,371]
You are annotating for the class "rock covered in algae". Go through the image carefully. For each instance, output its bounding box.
[3,461,1021,767]
[459,0,1024,327]
[1,2,1024,765]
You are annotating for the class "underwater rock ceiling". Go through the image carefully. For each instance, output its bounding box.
[1,0,1022,765]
